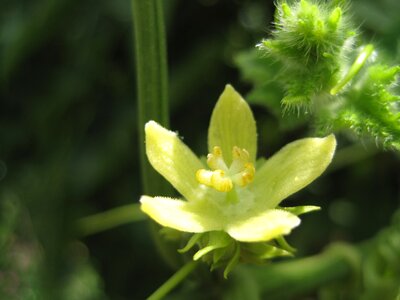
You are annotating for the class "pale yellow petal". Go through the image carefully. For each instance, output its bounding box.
[140,196,223,233]
[145,121,205,202]
[252,135,336,209]
[226,209,300,242]
[208,85,257,165]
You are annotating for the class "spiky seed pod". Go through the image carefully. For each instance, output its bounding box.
[258,0,356,109]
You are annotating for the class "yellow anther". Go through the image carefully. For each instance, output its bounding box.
[212,146,222,156]
[242,162,255,183]
[196,146,255,192]
[207,146,228,171]
[196,169,233,192]
[231,162,255,187]
[196,169,212,186]
[232,146,241,159]
[232,146,250,162]
[211,170,233,192]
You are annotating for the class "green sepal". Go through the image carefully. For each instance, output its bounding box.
[193,231,231,261]
[243,242,293,260]
[223,243,241,279]
[178,233,202,253]
[281,205,321,216]
[276,235,297,253]
[194,245,221,261]
[212,247,227,265]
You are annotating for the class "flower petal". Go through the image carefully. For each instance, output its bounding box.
[208,85,257,164]
[145,121,205,202]
[140,196,223,233]
[226,209,300,242]
[252,134,336,209]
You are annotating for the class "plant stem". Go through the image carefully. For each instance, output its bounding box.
[131,0,170,194]
[76,203,146,236]
[147,261,199,300]
[252,243,360,298]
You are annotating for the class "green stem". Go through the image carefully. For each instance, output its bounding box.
[131,0,170,194]
[330,44,374,95]
[76,203,145,236]
[252,243,360,298]
[147,261,199,300]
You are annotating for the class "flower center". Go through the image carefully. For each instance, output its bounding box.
[196,146,255,192]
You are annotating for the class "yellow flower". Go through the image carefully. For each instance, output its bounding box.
[140,85,336,276]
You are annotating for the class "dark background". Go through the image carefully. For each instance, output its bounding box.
[1,0,399,299]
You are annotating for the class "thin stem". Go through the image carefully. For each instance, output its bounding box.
[147,261,199,300]
[131,0,170,194]
[76,203,145,236]
[252,243,360,298]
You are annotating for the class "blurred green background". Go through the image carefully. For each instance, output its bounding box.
[1,0,399,299]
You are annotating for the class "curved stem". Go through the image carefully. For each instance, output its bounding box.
[131,0,170,194]
[147,261,199,300]
[252,243,361,298]
[76,203,145,236]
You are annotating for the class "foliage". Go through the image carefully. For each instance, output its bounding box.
[238,0,400,149]
[1,0,400,299]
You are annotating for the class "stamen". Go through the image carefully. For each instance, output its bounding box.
[196,169,233,192]
[211,170,233,192]
[230,147,250,174]
[231,163,255,187]
[207,146,228,171]
[196,146,255,192]
[232,146,250,162]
